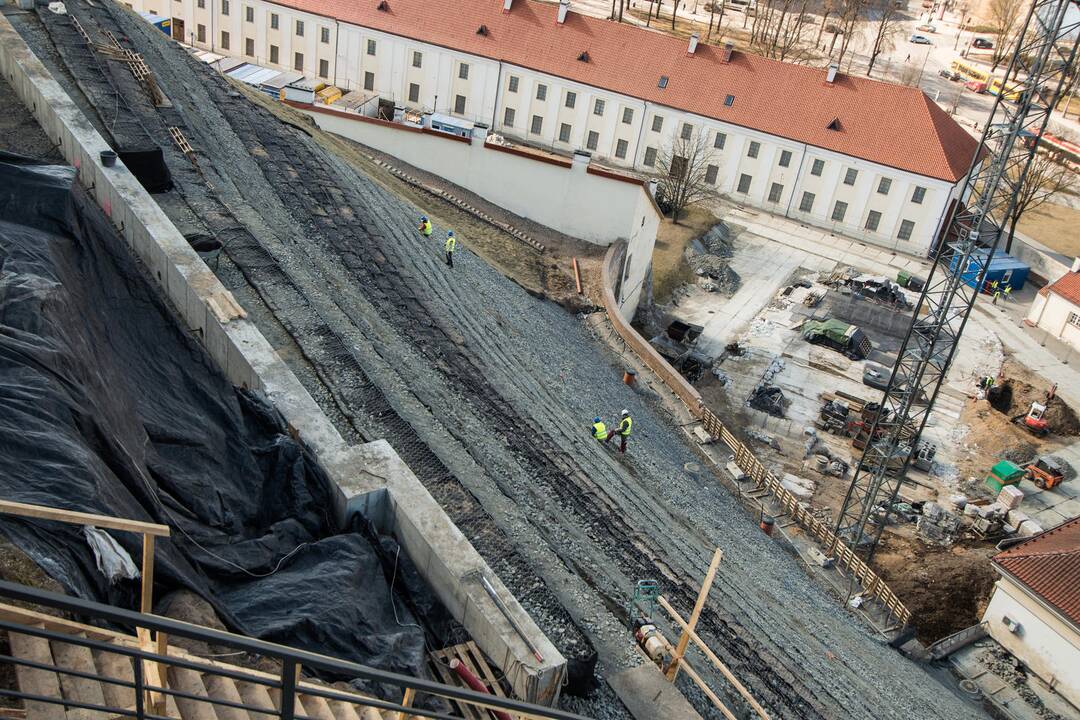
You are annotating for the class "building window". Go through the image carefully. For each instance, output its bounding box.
[409,83,420,103]
[714,132,726,150]
[530,115,543,134]
[724,94,735,107]
[832,201,848,222]
[454,95,466,114]
[459,63,469,80]
[865,210,882,231]
[643,146,657,166]
[565,91,576,109]
[196,23,205,42]
[245,5,253,21]
[705,164,719,184]
[747,141,760,158]
[680,123,693,140]
[363,71,374,91]
[799,192,815,213]
[412,51,422,68]
[245,37,254,55]
[615,139,628,159]
[559,123,572,142]
[1069,312,1080,328]
[508,76,519,93]
[594,98,605,116]
[196,0,203,8]
[503,107,515,126]
[811,158,825,176]
[622,107,633,124]
[220,31,229,49]
[221,0,229,15]
[898,219,915,241]
[912,186,926,204]
[737,174,752,193]
[536,84,547,101]
[269,45,278,63]
[878,177,892,195]
[366,39,376,55]
[295,20,304,37]
[319,58,329,78]
[293,51,303,71]
[270,13,278,29]
[669,156,687,178]
[651,115,663,132]
[584,130,598,150]
[768,183,783,203]
[844,168,858,185]
[320,27,330,43]
[779,150,792,168]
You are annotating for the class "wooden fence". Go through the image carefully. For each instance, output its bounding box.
[600,244,912,627]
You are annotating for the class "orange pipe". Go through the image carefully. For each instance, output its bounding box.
[449,659,512,720]
[573,257,582,294]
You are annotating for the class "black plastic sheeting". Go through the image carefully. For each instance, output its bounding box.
[116,147,173,194]
[0,153,449,701]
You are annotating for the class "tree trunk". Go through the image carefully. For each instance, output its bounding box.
[619,0,625,22]
[1005,212,1020,254]
[647,0,655,25]
[816,9,828,44]
[708,2,716,37]
[671,0,680,29]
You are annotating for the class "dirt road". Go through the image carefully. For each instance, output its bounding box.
[11,4,986,717]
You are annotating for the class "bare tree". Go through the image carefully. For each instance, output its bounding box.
[656,133,719,224]
[897,63,921,86]
[750,0,814,62]
[987,0,1023,72]
[833,0,866,65]
[671,0,682,29]
[865,0,903,76]
[1003,151,1077,253]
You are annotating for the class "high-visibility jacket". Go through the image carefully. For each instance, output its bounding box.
[445,235,457,253]
[592,421,607,440]
[419,220,433,236]
[617,416,633,436]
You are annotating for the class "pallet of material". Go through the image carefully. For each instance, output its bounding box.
[332,89,376,113]
[428,641,513,720]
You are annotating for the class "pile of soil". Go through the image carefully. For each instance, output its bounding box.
[987,377,1080,437]
[872,533,998,643]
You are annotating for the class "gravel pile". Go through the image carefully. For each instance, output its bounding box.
[16,6,988,717]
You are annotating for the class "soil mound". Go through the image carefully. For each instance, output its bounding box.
[988,378,1080,436]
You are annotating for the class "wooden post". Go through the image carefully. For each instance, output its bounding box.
[394,687,416,720]
[140,533,155,614]
[665,548,722,681]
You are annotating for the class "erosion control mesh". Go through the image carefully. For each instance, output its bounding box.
[0,154,443,701]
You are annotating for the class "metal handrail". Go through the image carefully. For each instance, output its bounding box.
[0,580,589,720]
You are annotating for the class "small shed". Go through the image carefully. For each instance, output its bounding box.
[949,249,1030,293]
[426,113,473,138]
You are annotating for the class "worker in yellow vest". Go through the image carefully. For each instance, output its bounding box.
[418,216,433,237]
[605,409,633,453]
[590,417,608,441]
[444,230,457,268]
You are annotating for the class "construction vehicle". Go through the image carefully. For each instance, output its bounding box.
[1025,456,1066,490]
[802,318,872,360]
[1014,401,1050,436]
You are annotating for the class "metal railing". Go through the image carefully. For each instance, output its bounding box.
[0,580,588,720]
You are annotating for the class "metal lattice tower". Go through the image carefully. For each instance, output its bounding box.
[834,0,1080,560]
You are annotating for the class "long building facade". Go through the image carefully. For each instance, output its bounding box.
[128,0,979,255]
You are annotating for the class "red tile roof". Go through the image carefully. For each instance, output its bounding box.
[272,0,978,182]
[993,516,1080,628]
[1046,271,1080,306]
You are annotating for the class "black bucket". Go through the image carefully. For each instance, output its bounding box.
[100,150,117,167]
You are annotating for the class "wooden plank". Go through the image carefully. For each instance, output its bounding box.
[464,641,506,698]
[0,500,169,537]
[140,535,155,614]
[657,596,770,720]
[680,659,738,720]
[666,549,723,681]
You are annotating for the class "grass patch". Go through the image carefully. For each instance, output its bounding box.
[651,205,718,303]
[1017,199,1080,257]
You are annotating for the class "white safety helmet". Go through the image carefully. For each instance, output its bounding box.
[621,409,630,416]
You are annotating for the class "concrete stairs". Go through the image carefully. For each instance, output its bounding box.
[0,605,407,720]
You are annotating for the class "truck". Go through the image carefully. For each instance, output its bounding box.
[802,318,872,360]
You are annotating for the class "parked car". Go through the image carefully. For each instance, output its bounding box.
[965,79,987,93]
[972,37,994,49]
[916,23,937,32]
[938,68,961,81]
[910,34,933,44]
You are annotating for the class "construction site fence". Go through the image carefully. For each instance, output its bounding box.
[600,243,913,628]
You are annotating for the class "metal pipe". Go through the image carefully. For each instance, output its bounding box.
[479,575,544,663]
[572,257,582,294]
[450,659,513,720]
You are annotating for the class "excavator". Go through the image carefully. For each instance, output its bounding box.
[1014,401,1050,437]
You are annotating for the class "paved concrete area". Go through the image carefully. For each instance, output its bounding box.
[607,664,705,720]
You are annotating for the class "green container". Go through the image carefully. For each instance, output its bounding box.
[990,460,1025,484]
[985,476,1007,495]
[897,270,912,287]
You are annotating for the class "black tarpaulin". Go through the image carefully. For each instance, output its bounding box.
[0,153,441,700]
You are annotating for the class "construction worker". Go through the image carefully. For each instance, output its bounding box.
[989,279,999,294]
[444,230,457,268]
[992,288,1001,304]
[981,375,995,391]
[418,215,433,238]
[605,409,633,453]
[590,416,608,441]
[1003,285,1013,302]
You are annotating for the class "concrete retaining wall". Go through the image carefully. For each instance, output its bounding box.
[289,102,660,316]
[0,13,563,704]
[1009,233,1073,286]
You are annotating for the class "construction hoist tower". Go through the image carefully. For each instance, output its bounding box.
[834,0,1080,561]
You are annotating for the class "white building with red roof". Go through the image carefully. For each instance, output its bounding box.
[983,516,1080,708]
[1027,259,1080,352]
[134,0,980,254]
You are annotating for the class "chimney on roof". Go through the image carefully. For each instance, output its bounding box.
[1073,257,1080,273]
[503,0,512,12]
[826,63,839,83]
[557,0,569,24]
[722,42,734,63]
[688,32,700,54]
